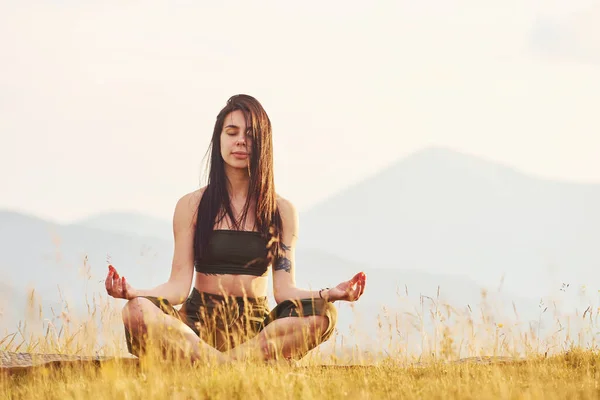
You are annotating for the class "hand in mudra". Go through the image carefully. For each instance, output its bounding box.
[328,272,366,302]
[105,264,139,300]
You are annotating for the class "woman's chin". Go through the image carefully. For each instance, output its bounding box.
[225,160,250,170]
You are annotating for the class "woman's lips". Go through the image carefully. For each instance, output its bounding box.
[232,152,249,159]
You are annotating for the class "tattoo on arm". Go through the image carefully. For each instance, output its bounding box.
[281,242,291,251]
[274,257,291,273]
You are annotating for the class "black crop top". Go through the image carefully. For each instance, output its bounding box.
[194,230,270,277]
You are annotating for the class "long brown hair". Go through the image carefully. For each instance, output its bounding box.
[194,94,283,265]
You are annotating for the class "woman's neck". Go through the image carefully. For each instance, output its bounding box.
[224,165,250,201]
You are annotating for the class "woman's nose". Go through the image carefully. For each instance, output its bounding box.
[236,134,247,145]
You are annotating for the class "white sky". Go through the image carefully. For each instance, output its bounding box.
[1,0,599,223]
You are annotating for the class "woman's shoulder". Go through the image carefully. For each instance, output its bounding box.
[276,194,298,222]
[178,186,206,206]
[174,187,207,220]
[276,194,294,211]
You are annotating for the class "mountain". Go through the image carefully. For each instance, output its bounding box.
[72,211,173,241]
[0,209,174,337]
[298,146,600,299]
[0,210,176,340]
[0,282,24,335]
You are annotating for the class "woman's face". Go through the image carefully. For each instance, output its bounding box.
[220,110,252,170]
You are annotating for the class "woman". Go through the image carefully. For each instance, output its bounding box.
[105,94,366,364]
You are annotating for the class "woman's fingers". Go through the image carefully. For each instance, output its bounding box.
[113,273,123,296]
[352,272,366,299]
[353,282,363,300]
[348,279,365,301]
[109,265,120,280]
[359,276,366,296]
[105,268,114,293]
[106,265,128,298]
[348,272,366,291]
[121,277,128,298]
[345,281,359,301]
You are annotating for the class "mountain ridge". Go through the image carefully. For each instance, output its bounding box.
[3,146,599,229]
[305,146,600,214]
[297,146,600,299]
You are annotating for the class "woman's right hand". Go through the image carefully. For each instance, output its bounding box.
[105,264,139,300]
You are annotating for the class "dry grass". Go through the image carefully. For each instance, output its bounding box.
[2,350,599,399]
[1,283,600,399]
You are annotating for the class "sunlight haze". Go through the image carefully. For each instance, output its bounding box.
[1,0,599,222]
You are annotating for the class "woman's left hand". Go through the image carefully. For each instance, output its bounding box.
[326,272,366,302]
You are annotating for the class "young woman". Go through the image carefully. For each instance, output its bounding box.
[105,94,366,364]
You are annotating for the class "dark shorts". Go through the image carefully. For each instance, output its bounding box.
[124,287,337,358]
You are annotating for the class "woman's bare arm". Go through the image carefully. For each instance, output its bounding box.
[271,197,366,304]
[106,190,202,305]
[271,198,329,303]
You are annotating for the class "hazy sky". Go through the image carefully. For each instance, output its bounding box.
[1,0,599,223]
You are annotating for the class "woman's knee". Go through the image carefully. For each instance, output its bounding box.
[298,314,333,342]
[305,315,328,338]
[122,297,155,327]
[315,303,337,343]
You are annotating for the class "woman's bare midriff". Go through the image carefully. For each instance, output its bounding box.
[193,273,269,299]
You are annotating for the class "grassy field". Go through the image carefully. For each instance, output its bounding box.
[2,288,600,399]
[1,350,599,399]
